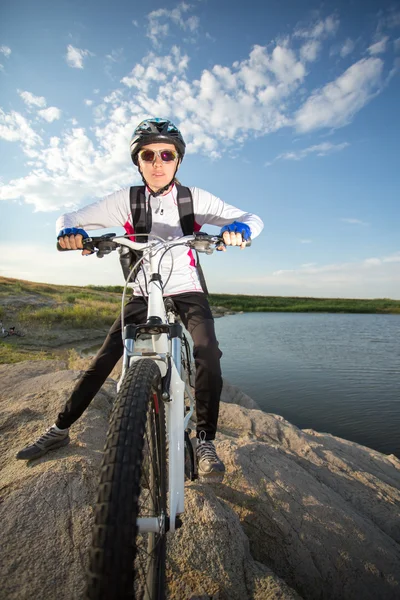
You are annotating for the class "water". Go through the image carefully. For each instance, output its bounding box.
[214,312,400,458]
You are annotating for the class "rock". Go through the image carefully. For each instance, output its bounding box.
[210,305,237,318]
[167,485,301,600]
[216,404,400,600]
[0,360,116,600]
[221,379,260,409]
[0,360,399,600]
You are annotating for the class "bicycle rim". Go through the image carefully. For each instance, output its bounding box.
[85,358,167,600]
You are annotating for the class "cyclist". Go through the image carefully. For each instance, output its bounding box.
[16,118,264,481]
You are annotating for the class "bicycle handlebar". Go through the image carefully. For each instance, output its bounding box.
[57,232,251,256]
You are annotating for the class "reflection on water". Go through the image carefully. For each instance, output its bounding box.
[214,312,400,458]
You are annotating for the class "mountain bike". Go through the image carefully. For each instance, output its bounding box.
[82,231,240,600]
[2,326,25,338]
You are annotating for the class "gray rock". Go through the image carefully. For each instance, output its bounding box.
[0,360,399,600]
[221,379,260,409]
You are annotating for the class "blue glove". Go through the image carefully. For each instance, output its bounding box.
[220,221,251,241]
[57,227,89,239]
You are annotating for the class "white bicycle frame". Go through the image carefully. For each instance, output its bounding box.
[113,235,196,535]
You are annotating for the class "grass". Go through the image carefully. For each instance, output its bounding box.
[0,276,121,329]
[1,276,400,340]
[0,342,56,364]
[18,301,120,328]
[208,294,400,314]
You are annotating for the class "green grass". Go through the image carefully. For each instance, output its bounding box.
[208,294,400,314]
[18,302,119,328]
[87,284,124,294]
[0,276,121,329]
[1,276,400,335]
[0,342,56,364]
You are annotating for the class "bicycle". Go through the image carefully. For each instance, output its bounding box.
[2,326,25,338]
[80,231,246,600]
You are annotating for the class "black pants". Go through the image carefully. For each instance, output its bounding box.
[56,293,222,440]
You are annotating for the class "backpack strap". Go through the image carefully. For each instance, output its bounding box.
[119,186,150,282]
[129,186,152,241]
[176,185,209,296]
[175,184,194,236]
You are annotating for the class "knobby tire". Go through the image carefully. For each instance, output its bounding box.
[85,359,167,600]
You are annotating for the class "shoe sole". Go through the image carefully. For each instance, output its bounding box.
[16,437,70,461]
[198,472,225,484]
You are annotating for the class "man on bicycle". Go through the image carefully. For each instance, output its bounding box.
[17,118,264,482]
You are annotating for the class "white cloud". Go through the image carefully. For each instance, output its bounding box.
[106,49,123,63]
[66,44,94,69]
[84,99,93,106]
[0,108,42,148]
[341,218,369,226]
[0,64,4,72]
[121,46,189,92]
[265,252,400,298]
[0,45,11,58]
[267,141,349,165]
[147,2,200,46]
[395,38,400,52]
[0,124,141,211]
[295,57,383,132]
[0,16,395,214]
[105,49,124,78]
[294,15,340,40]
[300,240,312,244]
[38,107,62,122]
[383,252,400,263]
[300,40,321,62]
[19,90,47,108]
[340,38,355,58]
[368,36,389,55]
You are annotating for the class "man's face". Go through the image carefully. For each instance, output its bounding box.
[137,142,179,192]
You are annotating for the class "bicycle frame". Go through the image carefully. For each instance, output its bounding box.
[113,236,191,534]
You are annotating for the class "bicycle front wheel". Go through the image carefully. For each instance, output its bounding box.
[86,358,167,600]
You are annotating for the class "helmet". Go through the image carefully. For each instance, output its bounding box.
[130,118,186,165]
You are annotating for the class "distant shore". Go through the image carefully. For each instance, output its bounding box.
[1,276,399,364]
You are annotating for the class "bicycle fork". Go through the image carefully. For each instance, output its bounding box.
[120,322,185,534]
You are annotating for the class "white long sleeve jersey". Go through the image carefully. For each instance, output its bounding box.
[56,185,264,296]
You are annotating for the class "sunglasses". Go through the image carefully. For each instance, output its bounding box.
[138,149,178,163]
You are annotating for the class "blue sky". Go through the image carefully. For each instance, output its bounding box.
[1,0,399,298]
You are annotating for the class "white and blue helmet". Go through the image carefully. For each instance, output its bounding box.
[130,118,186,165]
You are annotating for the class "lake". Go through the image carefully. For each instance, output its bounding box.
[214,312,400,458]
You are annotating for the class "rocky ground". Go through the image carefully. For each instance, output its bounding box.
[1,360,400,600]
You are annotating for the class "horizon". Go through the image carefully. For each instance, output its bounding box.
[2,274,400,303]
[1,0,400,299]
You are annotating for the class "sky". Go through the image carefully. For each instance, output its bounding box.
[1,0,400,299]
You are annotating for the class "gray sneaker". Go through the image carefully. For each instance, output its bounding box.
[196,436,225,483]
[16,425,70,460]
